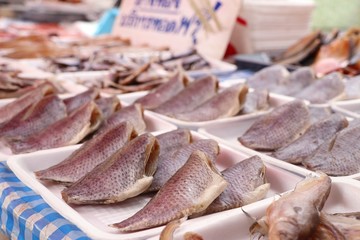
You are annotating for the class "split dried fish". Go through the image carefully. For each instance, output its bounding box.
[250,173,331,239]
[156,129,192,154]
[1,101,102,154]
[153,75,218,115]
[241,89,270,114]
[111,150,227,231]
[205,155,269,214]
[238,100,310,151]
[173,84,248,122]
[247,65,290,92]
[35,121,137,184]
[309,106,333,124]
[272,114,348,164]
[95,96,121,119]
[62,133,159,204]
[63,88,100,114]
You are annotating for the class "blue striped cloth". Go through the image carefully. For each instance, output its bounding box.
[0,162,91,240]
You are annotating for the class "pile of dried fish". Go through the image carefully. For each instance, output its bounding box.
[0,86,149,154]
[238,100,360,176]
[274,28,360,77]
[247,65,346,104]
[251,173,360,240]
[35,128,270,232]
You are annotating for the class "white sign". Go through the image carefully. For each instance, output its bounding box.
[112,0,242,59]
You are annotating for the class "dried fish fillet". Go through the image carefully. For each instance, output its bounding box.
[148,139,219,192]
[295,72,345,104]
[35,121,137,184]
[238,100,310,151]
[272,114,348,164]
[134,71,189,109]
[95,96,121,119]
[62,133,159,204]
[0,95,67,138]
[156,129,192,153]
[241,89,270,114]
[284,67,316,96]
[100,103,146,134]
[1,101,102,154]
[205,156,269,214]
[173,84,248,122]
[111,150,227,231]
[303,121,360,176]
[63,88,100,113]
[153,75,218,115]
[247,65,290,92]
[0,82,54,124]
[309,106,332,124]
[250,173,331,239]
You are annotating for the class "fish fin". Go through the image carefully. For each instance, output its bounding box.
[159,216,188,240]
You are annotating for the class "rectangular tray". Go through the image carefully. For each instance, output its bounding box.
[147,177,360,240]
[7,131,304,240]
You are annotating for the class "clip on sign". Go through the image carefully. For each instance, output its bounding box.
[112,0,242,59]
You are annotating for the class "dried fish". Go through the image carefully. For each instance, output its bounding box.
[344,75,360,100]
[35,121,137,184]
[284,67,316,96]
[250,173,331,239]
[309,106,333,124]
[239,100,311,151]
[111,150,227,231]
[95,96,121,119]
[241,89,270,114]
[173,84,248,122]
[247,65,290,92]
[156,129,192,154]
[154,75,218,115]
[63,88,100,114]
[272,114,348,164]
[62,133,159,204]
[205,156,269,214]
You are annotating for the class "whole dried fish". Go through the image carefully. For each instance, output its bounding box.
[148,139,219,192]
[62,133,159,204]
[272,114,348,164]
[134,71,189,109]
[247,65,290,92]
[302,121,360,176]
[204,156,269,214]
[238,100,311,151]
[0,82,55,124]
[63,88,100,114]
[0,95,67,137]
[111,150,227,231]
[295,72,345,104]
[173,84,248,122]
[99,104,146,134]
[250,173,331,239]
[153,75,218,115]
[284,67,316,96]
[241,89,270,114]
[35,121,137,184]
[1,101,102,154]
[156,129,192,154]
[95,96,121,119]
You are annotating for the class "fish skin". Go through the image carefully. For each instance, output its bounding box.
[99,103,146,134]
[247,65,290,92]
[173,84,248,122]
[148,139,219,192]
[63,88,100,113]
[134,70,189,109]
[0,82,54,124]
[205,155,269,214]
[0,95,67,138]
[61,133,159,205]
[295,72,345,104]
[302,121,360,176]
[241,89,270,114]
[2,101,102,154]
[238,100,311,151]
[95,96,121,119]
[250,173,331,240]
[156,129,192,153]
[272,114,348,164]
[35,121,137,184]
[153,75,218,115]
[111,150,227,232]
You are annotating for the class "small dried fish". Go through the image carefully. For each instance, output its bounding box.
[272,114,348,164]
[344,75,360,100]
[2,101,102,154]
[134,70,189,109]
[284,67,316,96]
[111,150,227,231]
[153,75,218,115]
[62,133,159,204]
[63,88,100,114]
[95,96,121,119]
[205,156,269,214]
[241,89,270,114]
[250,173,331,239]
[238,100,311,151]
[173,84,248,122]
[247,65,290,92]
[35,121,137,184]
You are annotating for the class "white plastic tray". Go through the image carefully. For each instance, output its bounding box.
[198,116,360,179]
[7,131,304,240]
[147,177,360,240]
[331,99,360,119]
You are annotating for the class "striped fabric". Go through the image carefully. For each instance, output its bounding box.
[0,162,90,240]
